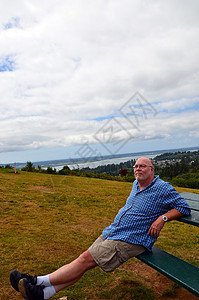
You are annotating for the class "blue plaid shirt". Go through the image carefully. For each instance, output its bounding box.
[103,176,191,251]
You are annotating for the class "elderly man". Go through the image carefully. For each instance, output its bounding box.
[10,157,191,300]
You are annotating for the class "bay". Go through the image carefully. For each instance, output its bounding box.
[54,153,162,171]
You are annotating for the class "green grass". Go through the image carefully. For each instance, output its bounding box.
[162,283,179,297]
[0,169,198,299]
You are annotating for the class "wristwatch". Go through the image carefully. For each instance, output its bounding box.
[162,215,168,222]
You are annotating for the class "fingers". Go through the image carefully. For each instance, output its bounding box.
[148,226,160,238]
[148,218,165,238]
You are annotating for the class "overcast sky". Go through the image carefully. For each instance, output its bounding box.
[0,0,199,163]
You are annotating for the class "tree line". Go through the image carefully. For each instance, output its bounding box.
[19,150,199,189]
[20,162,133,182]
[155,152,199,189]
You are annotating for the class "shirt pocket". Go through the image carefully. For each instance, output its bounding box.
[133,196,162,215]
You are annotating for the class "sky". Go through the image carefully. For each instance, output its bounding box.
[0,0,199,164]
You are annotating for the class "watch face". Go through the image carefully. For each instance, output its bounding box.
[162,215,167,222]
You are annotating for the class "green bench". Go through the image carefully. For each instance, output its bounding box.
[136,192,199,297]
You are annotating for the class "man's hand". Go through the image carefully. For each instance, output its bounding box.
[148,216,165,238]
[148,209,184,238]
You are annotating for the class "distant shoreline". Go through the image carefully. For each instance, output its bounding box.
[2,146,199,170]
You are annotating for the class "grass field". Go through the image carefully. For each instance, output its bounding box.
[0,169,198,299]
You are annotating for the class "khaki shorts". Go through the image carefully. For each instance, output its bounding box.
[89,234,146,272]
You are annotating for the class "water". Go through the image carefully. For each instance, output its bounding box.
[38,146,199,171]
[54,153,160,171]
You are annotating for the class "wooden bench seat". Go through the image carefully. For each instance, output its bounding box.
[137,246,199,297]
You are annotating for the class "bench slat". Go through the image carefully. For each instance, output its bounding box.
[137,246,199,297]
[181,192,199,202]
[185,199,199,211]
[179,210,199,227]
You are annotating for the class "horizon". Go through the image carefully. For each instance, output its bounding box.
[2,145,199,167]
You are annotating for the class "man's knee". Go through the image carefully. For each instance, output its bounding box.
[78,250,97,269]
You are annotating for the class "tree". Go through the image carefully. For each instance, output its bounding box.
[5,164,13,169]
[59,165,70,175]
[119,168,128,177]
[22,161,35,172]
[47,167,56,174]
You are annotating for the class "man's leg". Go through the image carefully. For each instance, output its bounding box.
[49,250,97,292]
[16,250,97,299]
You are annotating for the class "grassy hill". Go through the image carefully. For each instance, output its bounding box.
[0,170,198,299]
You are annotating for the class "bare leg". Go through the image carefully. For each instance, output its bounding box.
[49,250,97,291]
[53,277,81,293]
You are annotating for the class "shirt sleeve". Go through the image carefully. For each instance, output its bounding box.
[162,183,191,216]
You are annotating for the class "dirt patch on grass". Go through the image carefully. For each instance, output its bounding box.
[28,185,54,193]
[122,260,198,300]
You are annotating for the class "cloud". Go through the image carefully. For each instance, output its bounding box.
[0,0,198,161]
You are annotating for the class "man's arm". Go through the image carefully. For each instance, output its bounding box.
[148,208,184,238]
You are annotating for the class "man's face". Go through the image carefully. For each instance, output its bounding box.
[134,158,154,182]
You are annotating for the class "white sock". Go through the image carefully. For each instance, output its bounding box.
[36,275,51,287]
[43,285,56,299]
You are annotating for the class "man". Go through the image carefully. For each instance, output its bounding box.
[10,157,191,300]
